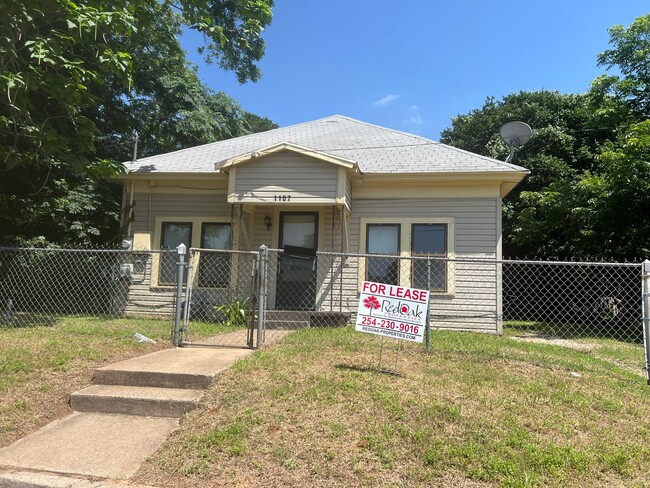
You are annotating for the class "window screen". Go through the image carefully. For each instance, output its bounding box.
[160,222,191,285]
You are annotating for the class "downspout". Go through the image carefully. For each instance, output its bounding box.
[148,182,154,239]
[331,205,335,311]
[339,206,344,312]
[126,180,135,237]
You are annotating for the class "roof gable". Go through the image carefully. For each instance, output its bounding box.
[219,141,361,173]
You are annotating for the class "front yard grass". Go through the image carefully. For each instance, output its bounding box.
[1,318,649,486]
[135,327,650,487]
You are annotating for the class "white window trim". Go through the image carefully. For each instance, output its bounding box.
[358,217,455,295]
[152,216,233,288]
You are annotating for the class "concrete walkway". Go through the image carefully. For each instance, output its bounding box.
[0,345,255,487]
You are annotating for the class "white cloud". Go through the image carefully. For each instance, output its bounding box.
[404,114,423,125]
[372,94,401,107]
[403,105,423,125]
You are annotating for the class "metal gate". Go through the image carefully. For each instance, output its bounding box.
[179,248,262,347]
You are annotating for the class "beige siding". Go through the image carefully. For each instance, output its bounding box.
[131,191,230,236]
[122,190,501,334]
[121,252,175,317]
[124,192,232,313]
[119,251,248,319]
[345,178,353,211]
[232,153,339,204]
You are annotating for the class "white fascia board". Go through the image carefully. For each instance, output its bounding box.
[217,141,361,174]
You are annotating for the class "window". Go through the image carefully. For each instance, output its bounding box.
[159,222,192,285]
[198,223,231,287]
[360,218,454,294]
[411,224,447,291]
[366,224,400,285]
[153,217,233,287]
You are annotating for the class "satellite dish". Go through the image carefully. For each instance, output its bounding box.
[499,121,532,164]
[500,121,532,148]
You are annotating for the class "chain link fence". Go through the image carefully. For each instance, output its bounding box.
[503,259,643,342]
[0,247,190,330]
[1,246,648,378]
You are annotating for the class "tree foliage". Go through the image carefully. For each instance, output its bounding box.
[1,0,272,173]
[0,0,275,246]
[595,14,650,119]
[441,91,627,258]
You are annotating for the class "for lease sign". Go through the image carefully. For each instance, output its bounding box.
[355,281,430,343]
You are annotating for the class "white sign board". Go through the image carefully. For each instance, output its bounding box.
[355,281,430,343]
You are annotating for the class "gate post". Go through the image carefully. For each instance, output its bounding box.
[172,243,186,347]
[642,260,650,385]
[256,245,268,347]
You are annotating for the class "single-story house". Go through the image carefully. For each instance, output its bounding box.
[117,115,528,333]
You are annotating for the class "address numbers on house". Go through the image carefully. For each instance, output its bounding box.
[273,195,291,202]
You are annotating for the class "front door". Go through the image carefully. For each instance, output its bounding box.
[276,212,318,310]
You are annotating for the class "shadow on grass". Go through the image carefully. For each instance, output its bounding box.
[0,313,57,328]
[335,363,405,378]
[505,320,643,344]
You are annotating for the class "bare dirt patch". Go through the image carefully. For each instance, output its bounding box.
[510,333,597,352]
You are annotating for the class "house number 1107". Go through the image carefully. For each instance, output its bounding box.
[274,195,291,202]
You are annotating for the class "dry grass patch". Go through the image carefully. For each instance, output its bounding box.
[136,328,650,487]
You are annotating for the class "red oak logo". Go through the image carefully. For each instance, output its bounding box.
[363,295,381,313]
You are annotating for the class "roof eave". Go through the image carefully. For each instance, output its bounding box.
[360,170,529,182]
[115,171,226,181]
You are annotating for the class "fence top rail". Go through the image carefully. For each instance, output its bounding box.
[189,247,258,256]
[310,250,642,267]
[0,247,643,268]
[0,247,195,256]
[500,258,641,268]
[0,247,130,253]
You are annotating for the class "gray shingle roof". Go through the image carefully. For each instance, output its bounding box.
[123,115,528,175]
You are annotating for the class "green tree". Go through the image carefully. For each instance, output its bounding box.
[1,0,273,174]
[242,112,279,134]
[440,90,628,258]
[594,14,650,119]
[593,122,650,259]
[0,0,274,246]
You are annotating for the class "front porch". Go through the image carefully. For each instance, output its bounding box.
[229,203,351,312]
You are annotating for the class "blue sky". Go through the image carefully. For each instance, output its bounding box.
[181,1,648,141]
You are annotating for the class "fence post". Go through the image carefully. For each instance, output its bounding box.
[496,258,503,335]
[172,243,186,347]
[642,260,650,385]
[256,245,268,347]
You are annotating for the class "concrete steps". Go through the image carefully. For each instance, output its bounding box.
[0,346,255,480]
[265,310,309,329]
[93,368,214,389]
[68,347,254,419]
[70,384,204,418]
[264,310,351,330]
